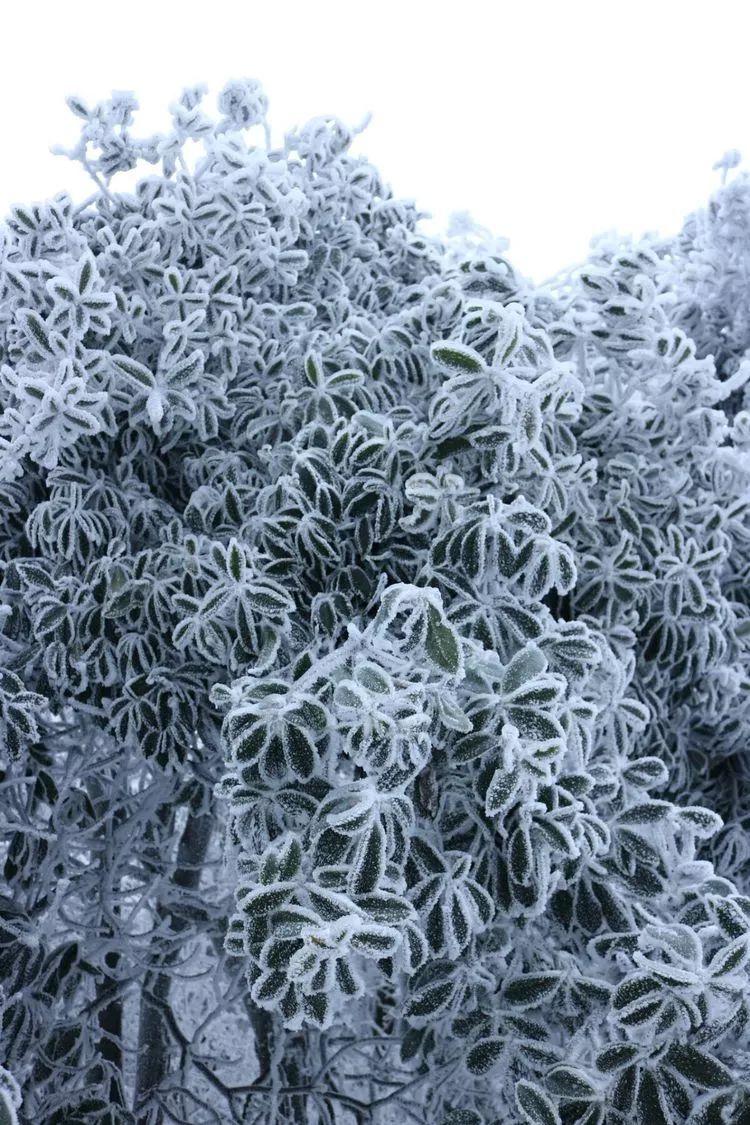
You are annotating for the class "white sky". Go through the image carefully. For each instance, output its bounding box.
[2,0,748,282]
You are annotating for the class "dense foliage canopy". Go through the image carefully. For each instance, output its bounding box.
[1,80,750,1125]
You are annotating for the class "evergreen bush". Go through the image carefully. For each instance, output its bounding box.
[1,80,750,1124]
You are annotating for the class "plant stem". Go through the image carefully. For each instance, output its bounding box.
[134,784,214,1123]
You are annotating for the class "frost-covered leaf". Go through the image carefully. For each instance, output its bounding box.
[465,1037,504,1076]
[515,1080,561,1125]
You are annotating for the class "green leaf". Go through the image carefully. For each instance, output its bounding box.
[277,838,302,881]
[289,698,328,733]
[35,603,68,634]
[595,1044,641,1073]
[16,562,55,591]
[507,708,563,744]
[349,821,386,895]
[246,584,294,617]
[78,255,93,294]
[636,1069,669,1125]
[350,924,399,958]
[714,898,749,939]
[431,342,485,374]
[302,991,330,1028]
[504,972,564,1008]
[622,757,669,789]
[707,935,749,978]
[454,732,494,763]
[285,723,316,780]
[259,968,291,1003]
[356,663,392,694]
[226,539,245,582]
[239,884,294,919]
[327,368,364,389]
[515,1080,561,1125]
[612,976,661,1011]
[618,802,671,825]
[534,816,577,856]
[611,1064,638,1115]
[502,645,547,695]
[546,1066,597,1098]
[665,1045,733,1089]
[437,694,472,732]
[355,893,414,924]
[509,825,532,884]
[18,309,53,354]
[465,1037,504,1076]
[113,355,155,388]
[425,604,461,675]
[676,806,723,839]
[231,720,268,762]
[688,1093,739,1125]
[404,979,456,1021]
[485,767,520,817]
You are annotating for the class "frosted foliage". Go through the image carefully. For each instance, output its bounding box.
[0,79,750,1125]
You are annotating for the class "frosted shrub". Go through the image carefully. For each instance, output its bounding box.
[1,83,750,1124]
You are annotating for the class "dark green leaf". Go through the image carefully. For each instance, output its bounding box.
[425,604,461,675]
[466,1037,504,1076]
[515,1080,561,1125]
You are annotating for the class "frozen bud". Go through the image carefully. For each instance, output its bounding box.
[107,91,139,127]
[712,148,741,175]
[180,83,208,111]
[218,79,268,129]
